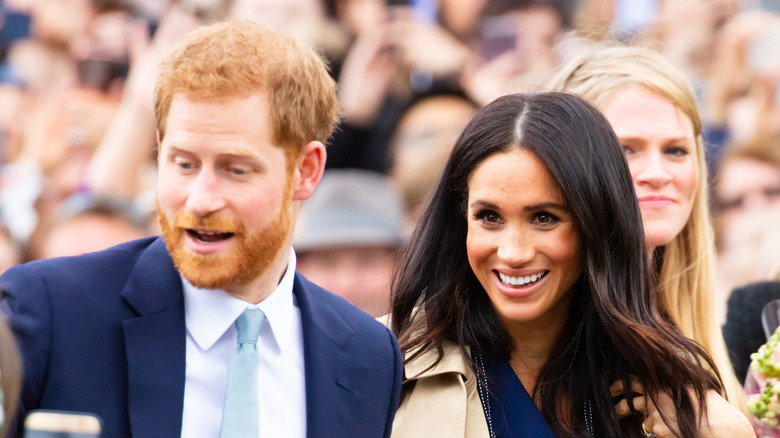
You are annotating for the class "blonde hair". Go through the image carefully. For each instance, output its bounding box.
[154,20,339,156]
[548,45,746,411]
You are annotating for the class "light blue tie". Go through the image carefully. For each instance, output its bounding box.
[220,308,265,438]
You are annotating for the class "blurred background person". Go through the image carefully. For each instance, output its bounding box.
[461,0,572,106]
[294,169,404,317]
[34,195,151,260]
[388,91,477,232]
[713,136,780,319]
[548,45,747,413]
[329,0,474,172]
[723,259,780,385]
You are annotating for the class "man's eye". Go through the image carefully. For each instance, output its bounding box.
[178,162,192,170]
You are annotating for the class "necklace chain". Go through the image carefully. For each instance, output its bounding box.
[474,352,596,437]
[474,352,496,438]
[585,397,595,436]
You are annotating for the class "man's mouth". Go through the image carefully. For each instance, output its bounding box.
[187,229,235,243]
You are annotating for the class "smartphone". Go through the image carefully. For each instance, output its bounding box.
[176,0,228,23]
[410,0,437,23]
[24,410,102,438]
[76,57,130,92]
[613,0,657,32]
[759,0,780,12]
[478,16,518,62]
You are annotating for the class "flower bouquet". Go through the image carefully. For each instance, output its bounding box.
[747,325,780,437]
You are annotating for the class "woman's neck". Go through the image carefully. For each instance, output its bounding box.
[503,309,570,399]
[648,245,656,261]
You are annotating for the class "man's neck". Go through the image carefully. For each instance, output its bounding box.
[226,247,292,304]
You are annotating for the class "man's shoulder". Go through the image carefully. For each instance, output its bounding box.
[1,236,164,298]
[11,236,158,273]
[293,272,396,341]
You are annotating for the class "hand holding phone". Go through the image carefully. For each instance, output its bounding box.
[24,410,101,438]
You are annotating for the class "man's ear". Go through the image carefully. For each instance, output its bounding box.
[292,141,327,201]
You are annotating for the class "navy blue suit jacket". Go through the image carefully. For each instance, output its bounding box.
[0,237,402,437]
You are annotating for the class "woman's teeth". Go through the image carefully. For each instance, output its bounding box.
[499,271,548,286]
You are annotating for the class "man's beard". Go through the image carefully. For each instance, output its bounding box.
[158,196,291,291]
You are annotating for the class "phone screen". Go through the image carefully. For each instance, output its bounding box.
[24,410,102,438]
[76,58,129,92]
[759,0,780,12]
[478,16,518,62]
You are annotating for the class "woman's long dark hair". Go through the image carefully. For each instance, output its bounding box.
[391,92,722,437]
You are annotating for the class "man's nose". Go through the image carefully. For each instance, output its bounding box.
[185,169,227,216]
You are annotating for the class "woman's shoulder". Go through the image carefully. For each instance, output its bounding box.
[377,311,473,380]
[392,341,489,438]
[405,340,472,380]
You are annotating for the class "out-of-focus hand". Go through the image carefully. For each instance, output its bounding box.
[460,50,549,107]
[123,8,200,109]
[83,7,198,199]
[612,378,754,438]
[751,69,780,139]
[704,11,777,125]
[384,20,469,77]
[337,28,399,127]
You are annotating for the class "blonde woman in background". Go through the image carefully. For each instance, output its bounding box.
[548,46,747,414]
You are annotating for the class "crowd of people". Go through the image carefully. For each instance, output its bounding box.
[0,0,777,436]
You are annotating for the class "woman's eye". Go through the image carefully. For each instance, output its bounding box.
[475,210,502,224]
[533,212,559,226]
[665,146,689,157]
[621,144,633,155]
[176,160,193,170]
[231,168,246,176]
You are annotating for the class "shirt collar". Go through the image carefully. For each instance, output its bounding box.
[183,249,298,352]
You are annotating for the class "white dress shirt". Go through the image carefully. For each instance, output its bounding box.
[181,249,306,438]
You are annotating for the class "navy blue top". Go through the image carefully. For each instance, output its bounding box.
[482,352,557,438]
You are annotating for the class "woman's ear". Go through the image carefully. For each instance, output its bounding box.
[292,141,327,201]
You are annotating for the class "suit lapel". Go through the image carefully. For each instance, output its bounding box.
[121,238,186,438]
[295,274,369,438]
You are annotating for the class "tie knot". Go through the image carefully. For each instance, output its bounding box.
[236,308,265,345]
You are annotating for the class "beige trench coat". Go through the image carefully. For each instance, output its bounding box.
[391,342,490,438]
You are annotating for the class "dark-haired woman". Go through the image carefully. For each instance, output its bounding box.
[389,93,752,437]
